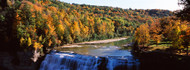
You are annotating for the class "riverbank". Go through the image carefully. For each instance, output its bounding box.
[59,37,128,48]
[139,44,189,56]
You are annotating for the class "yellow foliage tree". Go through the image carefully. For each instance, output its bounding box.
[135,23,150,47]
[71,21,80,40]
[20,37,25,45]
[27,37,32,46]
[33,42,43,50]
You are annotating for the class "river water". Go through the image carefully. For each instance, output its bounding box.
[40,38,140,70]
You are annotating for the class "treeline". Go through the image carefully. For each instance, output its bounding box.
[0,0,172,52]
[134,0,190,55]
[135,17,189,48]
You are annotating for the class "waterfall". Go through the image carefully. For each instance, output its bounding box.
[40,51,140,70]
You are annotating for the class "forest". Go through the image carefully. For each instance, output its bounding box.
[134,0,190,56]
[3,0,190,70]
[0,0,172,53]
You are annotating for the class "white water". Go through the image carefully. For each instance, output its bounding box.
[40,50,140,70]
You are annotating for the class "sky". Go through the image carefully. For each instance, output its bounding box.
[60,0,182,11]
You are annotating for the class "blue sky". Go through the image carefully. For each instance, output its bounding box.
[60,0,182,11]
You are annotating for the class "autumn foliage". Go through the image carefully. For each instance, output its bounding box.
[134,16,190,55]
[0,0,172,53]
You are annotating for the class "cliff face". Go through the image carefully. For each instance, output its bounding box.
[0,0,14,10]
[0,51,45,70]
[0,0,8,10]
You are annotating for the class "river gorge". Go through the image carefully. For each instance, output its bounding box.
[40,38,140,70]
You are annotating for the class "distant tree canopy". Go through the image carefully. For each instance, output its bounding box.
[0,0,172,53]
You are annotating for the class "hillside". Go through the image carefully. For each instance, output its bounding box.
[0,0,172,51]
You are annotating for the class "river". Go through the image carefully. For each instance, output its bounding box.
[40,38,140,70]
